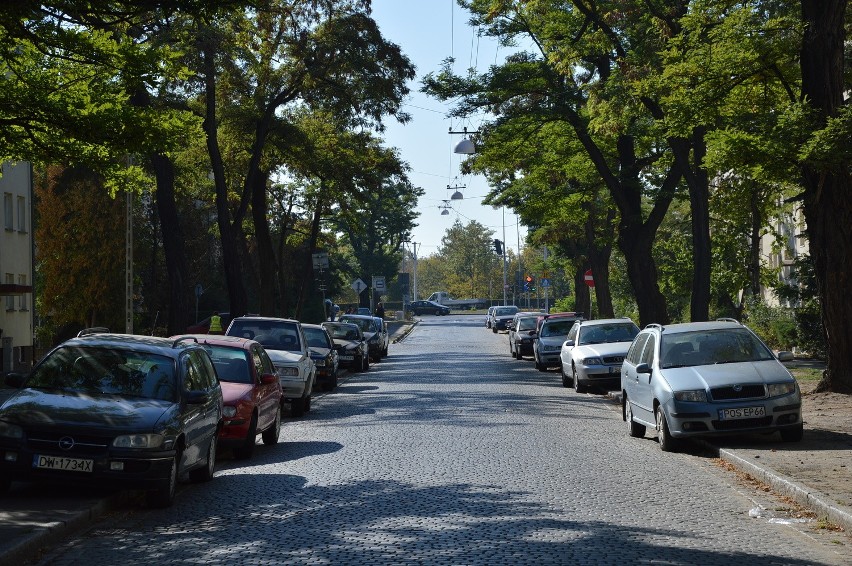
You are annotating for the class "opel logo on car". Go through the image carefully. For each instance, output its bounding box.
[59,436,75,450]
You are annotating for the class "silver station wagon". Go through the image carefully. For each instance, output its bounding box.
[621,319,802,452]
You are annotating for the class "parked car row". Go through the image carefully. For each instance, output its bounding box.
[499,314,803,452]
[0,313,391,508]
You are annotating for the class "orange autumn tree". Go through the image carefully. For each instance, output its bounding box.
[36,165,126,330]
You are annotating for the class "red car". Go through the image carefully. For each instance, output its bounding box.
[175,335,283,460]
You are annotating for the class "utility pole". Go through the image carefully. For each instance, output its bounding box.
[502,207,508,306]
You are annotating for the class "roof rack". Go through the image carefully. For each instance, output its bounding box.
[77,327,110,337]
[172,336,199,348]
[716,317,741,324]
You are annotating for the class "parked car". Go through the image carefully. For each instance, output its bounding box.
[322,322,370,372]
[338,314,388,361]
[225,317,316,418]
[485,306,497,329]
[533,315,583,371]
[491,305,520,333]
[410,300,451,316]
[535,311,582,334]
[621,319,802,452]
[559,318,640,392]
[0,329,223,508]
[177,335,282,460]
[356,307,372,316]
[302,324,340,391]
[508,313,540,359]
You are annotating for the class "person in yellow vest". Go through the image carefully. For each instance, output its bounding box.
[209,311,223,334]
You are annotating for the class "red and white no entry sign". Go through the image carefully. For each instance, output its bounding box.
[584,269,595,287]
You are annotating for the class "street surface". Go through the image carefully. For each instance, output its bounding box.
[27,316,850,565]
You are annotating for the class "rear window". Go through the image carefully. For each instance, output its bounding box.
[304,327,332,349]
[227,319,301,352]
[517,317,538,331]
[202,344,252,384]
[496,307,518,316]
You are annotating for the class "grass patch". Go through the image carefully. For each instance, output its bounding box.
[789,367,824,383]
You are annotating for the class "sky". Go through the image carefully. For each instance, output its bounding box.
[369,0,527,259]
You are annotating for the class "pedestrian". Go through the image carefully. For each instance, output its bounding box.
[209,311,223,334]
[375,302,385,319]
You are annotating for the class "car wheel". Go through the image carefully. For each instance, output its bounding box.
[291,396,307,417]
[573,366,586,393]
[354,354,365,372]
[233,414,257,460]
[364,355,370,371]
[535,359,547,372]
[382,346,388,357]
[147,451,179,508]
[625,398,646,438]
[560,365,570,388]
[0,474,11,495]
[189,436,217,482]
[780,423,804,442]
[305,394,312,413]
[656,407,679,452]
[262,408,281,445]
[492,327,497,334]
[330,372,339,389]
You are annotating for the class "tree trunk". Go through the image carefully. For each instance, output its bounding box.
[800,0,852,393]
[202,41,248,318]
[252,171,277,315]
[573,265,591,319]
[150,153,191,335]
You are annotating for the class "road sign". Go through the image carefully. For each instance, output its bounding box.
[312,252,329,270]
[372,276,386,293]
[351,278,367,294]
[541,278,550,288]
[584,269,595,287]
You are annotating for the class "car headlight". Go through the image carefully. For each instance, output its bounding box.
[314,358,327,367]
[277,366,299,377]
[674,390,708,402]
[582,357,604,365]
[113,433,165,449]
[0,421,23,439]
[223,406,237,418]
[768,382,797,397]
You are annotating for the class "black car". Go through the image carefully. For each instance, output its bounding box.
[322,322,370,372]
[410,300,450,316]
[0,329,223,508]
[302,324,340,391]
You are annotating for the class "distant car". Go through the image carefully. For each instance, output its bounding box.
[178,335,282,460]
[533,314,583,371]
[410,300,450,316]
[508,313,540,359]
[621,319,802,452]
[485,306,497,328]
[491,305,520,333]
[338,314,388,361]
[559,318,640,392]
[356,307,372,316]
[322,322,369,372]
[225,317,316,418]
[302,324,340,391]
[0,329,223,508]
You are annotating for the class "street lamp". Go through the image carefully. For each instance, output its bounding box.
[449,127,478,154]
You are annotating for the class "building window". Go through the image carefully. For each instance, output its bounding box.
[5,273,14,311]
[17,195,26,233]
[3,193,12,231]
[18,274,28,311]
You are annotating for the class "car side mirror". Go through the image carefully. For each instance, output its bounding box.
[528,330,537,336]
[776,351,794,362]
[4,372,26,388]
[260,373,277,385]
[636,362,652,374]
[564,339,575,347]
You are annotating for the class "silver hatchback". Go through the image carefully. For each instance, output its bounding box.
[621,319,802,451]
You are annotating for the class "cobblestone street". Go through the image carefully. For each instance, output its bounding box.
[28,316,850,565]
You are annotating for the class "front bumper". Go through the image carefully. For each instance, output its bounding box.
[279,378,309,400]
[663,393,802,438]
[576,364,623,389]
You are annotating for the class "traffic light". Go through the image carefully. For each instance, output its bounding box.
[493,238,503,255]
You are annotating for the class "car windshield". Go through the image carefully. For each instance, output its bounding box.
[303,327,331,349]
[324,323,361,341]
[203,345,252,384]
[496,307,518,316]
[228,320,301,352]
[27,346,177,401]
[540,320,574,337]
[578,323,639,345]
[660,328,775,369]
[517,317,538,331]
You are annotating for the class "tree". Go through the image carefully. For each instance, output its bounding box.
[435,219,498,300]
